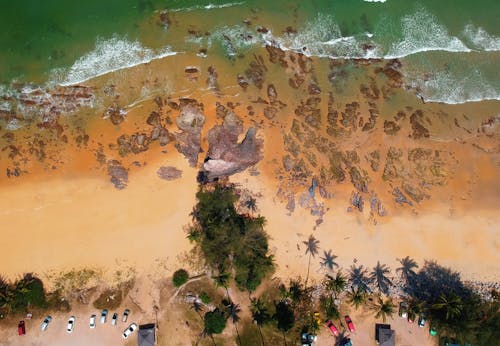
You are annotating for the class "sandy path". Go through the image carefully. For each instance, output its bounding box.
[0,153,197,282]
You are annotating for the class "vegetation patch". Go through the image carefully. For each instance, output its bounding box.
[188,184,274,292]
[172,269,189,287]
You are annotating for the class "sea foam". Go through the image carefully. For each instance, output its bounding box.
[57,37,176,86]
[462,24,500,51]
[386,8,470,58]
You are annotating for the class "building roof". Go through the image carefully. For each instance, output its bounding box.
[138,323,155,346]
[375,323,395,346]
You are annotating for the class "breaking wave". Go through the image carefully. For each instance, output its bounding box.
[54,37,177,86]
[462,24,500,51]
[169,1,245,12]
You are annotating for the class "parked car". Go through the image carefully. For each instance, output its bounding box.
[399,302,408,318]
[122,323,138,339]
[408,311,416,323]
[429,327,438,336]
[122,309,130,322]
[41,316,52,331]
[418,313,426,327]
[67,316,75,333]
[345,315,355,332]
[18,321,25,335]
[325,320,339,336]
[111,313,118,326]
[100,309,108,323]
[89,314,96,328]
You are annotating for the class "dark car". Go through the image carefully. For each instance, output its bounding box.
[345,315,355,332]
[18,321,26,335]
[111,313,118,326]
[399,302,408,318]
[122,309,130,322]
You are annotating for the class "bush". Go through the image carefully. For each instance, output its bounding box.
[93,288,122,310]
[204,308,226,334]
[172,269,189,287]
[200,291,211,304]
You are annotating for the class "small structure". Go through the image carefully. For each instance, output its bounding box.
[375,323,395,346]
[138,323,156,346]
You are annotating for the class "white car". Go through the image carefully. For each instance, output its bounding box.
[122,323,138,339]
[67,316,75,333]
[89,314,96,328]
[41,316,52,331]
[122,309,130,322]
[100,309,108,323]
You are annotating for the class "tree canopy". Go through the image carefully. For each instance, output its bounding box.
[189,184,274,291]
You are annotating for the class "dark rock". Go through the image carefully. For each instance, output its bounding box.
[263,106,278,120]
[392,187,413,206]
[384,120,401,135]
[409,110,430,139]
[237,74,249,90]
[245,55,267,89]
[174,105,205,166]
[308,83,321,95]
[201,111,263,180]
[104,106,126,125]
[286,193,295,213]
[350,191,364,212]
[207,66,219,90]
[157,166,182,180]
[267,84,277,103]
[265,45,287,67]
[107,160,128,189]
[146,111,161,127]
[349,166,368,193]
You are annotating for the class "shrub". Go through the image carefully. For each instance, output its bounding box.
[93,288,122,310]
[204,308,226,334]
[172,269,189,287]
[200,291,211,304]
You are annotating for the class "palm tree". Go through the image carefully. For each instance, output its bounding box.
[250,298,270,346]
[346,287,367,310]
[349,264,372,293]
[370,261,392,295]
[370,295,396,322]
[396,256,418,284]
[323,271,347,299]
[320,250,339,271]
[213,271,231,298]
[245,197,257,215]
[224,300,242,346]
[191,299,204,321]
[432,293,463,320]
[303,234,320,286]
[407,298,424,322]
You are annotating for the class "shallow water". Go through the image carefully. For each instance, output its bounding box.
[0,0,499,103]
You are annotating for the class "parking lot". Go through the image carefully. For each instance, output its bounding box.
[1,308,136,346]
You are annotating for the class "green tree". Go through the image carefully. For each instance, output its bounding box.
[172,269,189,287]
[323,271,347,299]
[370,295,396,322]
[346,287,367,310]
[396,256,418,285]
[204,308,227,334]
[320,295,340,320]
[275,300,295,346]
[250,298,270,345]
[223,299,242,346]
[370,261,392,295]
[320,250,338,271]
[432,293,463,320]
[303,235,320,286]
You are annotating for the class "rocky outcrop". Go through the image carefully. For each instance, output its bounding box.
[174,105,205,167]
[157,166,182,180]
[107,160,128,190]
[200,110,263,182]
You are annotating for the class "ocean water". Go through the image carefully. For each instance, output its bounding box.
[0,0,499,104]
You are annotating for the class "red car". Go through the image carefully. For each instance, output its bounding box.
[345,315,355,332]
[18,320,26,335]
[325,320,339,336]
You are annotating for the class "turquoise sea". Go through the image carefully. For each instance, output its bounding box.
[0,0,499,104]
